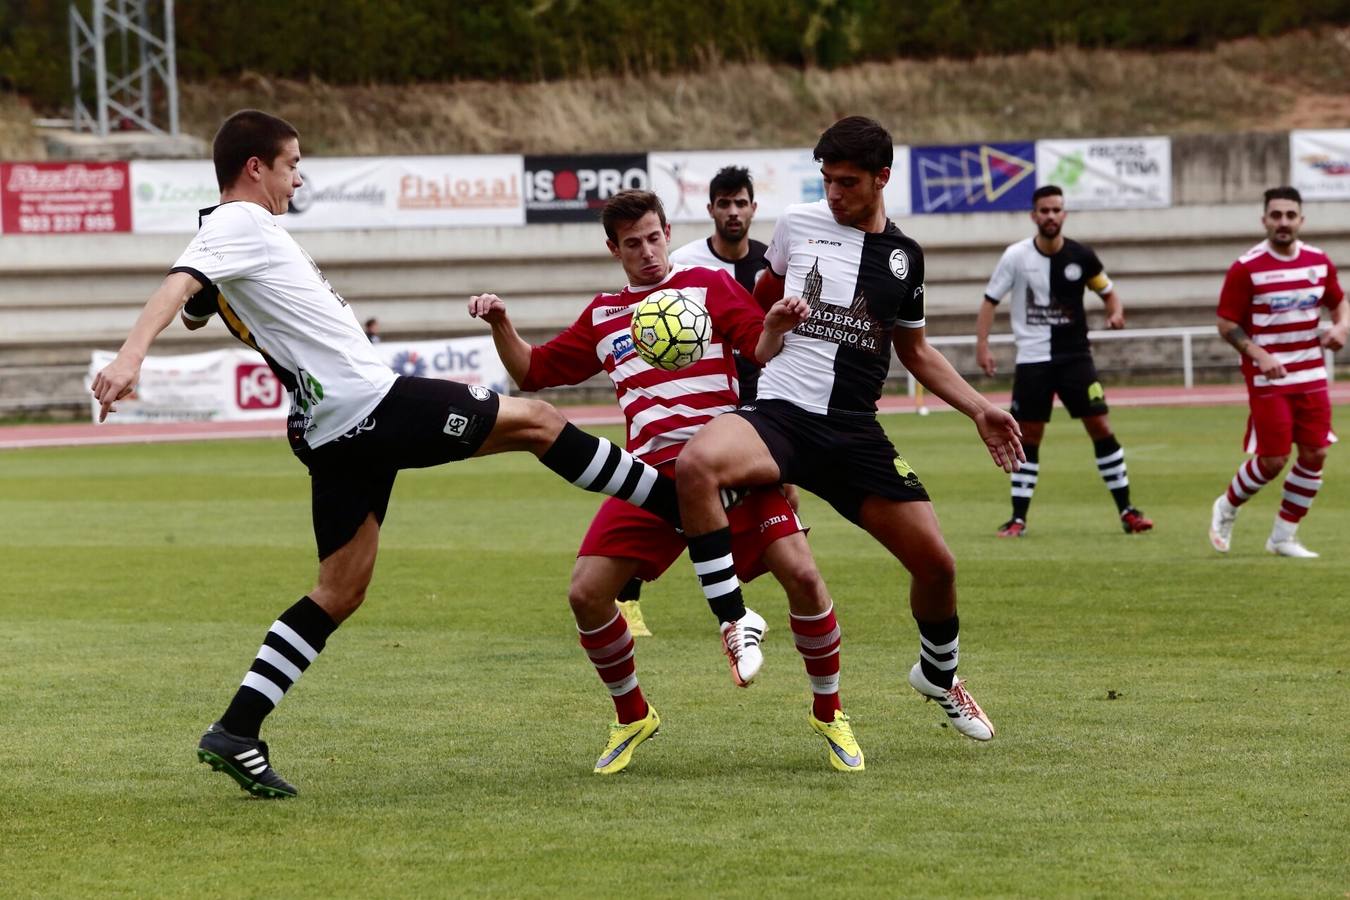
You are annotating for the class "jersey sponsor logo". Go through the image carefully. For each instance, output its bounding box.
[807,238,843,247]
[611,332,638,363]
[794,257,888,353]
[1064,263,1082,281]
[759,513,790,533]
[236,363,283,410]
[468,385,492,401]
[1266,293,1321,313]
[889,249,909,280]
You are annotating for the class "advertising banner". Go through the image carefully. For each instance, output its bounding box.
[376,335,513,395]
[524,154,648,223]
[87,348,286,424]
[1290,130,1350,200]
[650,149,822,223]
[909,142,1036,214]
[1,161,132,234]
[130,159,219,233]
[1036,137,1171,209]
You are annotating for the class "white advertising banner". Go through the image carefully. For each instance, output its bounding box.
[87,348,286,424]
[648,148,912,222]
[130,159,219,233]
[88,336,512,424]
[1035,137,1171,209]
[130,156,525,233]
[1290,130,1350,200]
[286,155,524,230]
[374,335,513,395]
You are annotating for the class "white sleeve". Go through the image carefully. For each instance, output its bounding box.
[983,247,1016,303]
[763,212,791,277]
[668,240,697,265]
[170,207,268,286]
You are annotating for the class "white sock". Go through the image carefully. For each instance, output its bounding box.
[1270,517,1298,544]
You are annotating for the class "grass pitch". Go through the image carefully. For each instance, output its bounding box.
[1,405,1347,898]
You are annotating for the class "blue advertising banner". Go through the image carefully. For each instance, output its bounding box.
[910,142,1036,214]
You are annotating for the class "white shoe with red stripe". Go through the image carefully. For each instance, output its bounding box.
[1209,495,1237,553]
[908,663,995,741]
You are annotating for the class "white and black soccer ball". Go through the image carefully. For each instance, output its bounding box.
[630,289,711,371]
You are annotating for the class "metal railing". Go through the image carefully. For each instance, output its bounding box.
[911,325,1336,393]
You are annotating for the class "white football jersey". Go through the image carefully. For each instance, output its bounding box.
[669,237,769,294]
[759,200,925,415]
[171,201,396,448]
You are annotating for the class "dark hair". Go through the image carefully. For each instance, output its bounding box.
[601,189,666,242]
[1263,186,1302,210]
[1032,185,1064,203]
[212,109,299,190]
[709,166,754,204]
[813,116,892,174]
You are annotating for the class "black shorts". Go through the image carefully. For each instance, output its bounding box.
[733,399,929,525]
[1011,357,1109,421]
[289,376,500,559]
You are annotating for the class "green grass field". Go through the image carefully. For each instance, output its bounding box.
[2,405,1347,898]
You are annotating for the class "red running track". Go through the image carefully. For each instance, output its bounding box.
[4,383,1349,450]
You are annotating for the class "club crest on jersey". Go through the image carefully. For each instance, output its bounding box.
[611,333,638,363]
[889,249,909,280]
[1064,263,1083,281]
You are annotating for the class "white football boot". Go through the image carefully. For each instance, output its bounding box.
[1265,537,1319,558]
[1209,495,1237,553]
[908,663,995,741]
[721,608,766,687]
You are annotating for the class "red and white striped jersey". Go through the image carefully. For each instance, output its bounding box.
[1218,240,1344,395]
[521,265,766,467]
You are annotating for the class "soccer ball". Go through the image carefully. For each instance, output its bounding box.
[630,289,710,371]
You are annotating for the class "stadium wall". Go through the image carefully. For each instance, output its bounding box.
[2,134,1348,415]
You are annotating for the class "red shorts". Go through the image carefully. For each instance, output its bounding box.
[1244,389,1334,456]
[577,487,805,583]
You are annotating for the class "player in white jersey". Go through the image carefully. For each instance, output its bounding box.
[1208,186,1348,557]
[470,189,863,772]
[91,110,695,799]
[676,116,1023,742]
[976,184,1154,537]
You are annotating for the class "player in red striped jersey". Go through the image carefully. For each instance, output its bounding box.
[1209,186,1348,558]
[469,190,866,773]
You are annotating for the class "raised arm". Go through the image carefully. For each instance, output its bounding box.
[468,293,533,387]
[91,271,203,422]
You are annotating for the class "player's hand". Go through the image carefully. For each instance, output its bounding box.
[976,343,996,377]
[1320,323,1348,352]
[973,405,1024,473]
[1105,310,1125,329]
[90,354,141,423]
[765,296,809,335]
[467,293,508,326]
[1255,349,1287,380]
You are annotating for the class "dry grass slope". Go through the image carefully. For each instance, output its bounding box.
[2,29,1348,159]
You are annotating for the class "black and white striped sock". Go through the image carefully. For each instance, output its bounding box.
[1093,435,1131,512]
[687,528,746,624]
[541,423,679,526]
[916,614,959,690]
[1010,442,1039,521]
[219,596,338,739]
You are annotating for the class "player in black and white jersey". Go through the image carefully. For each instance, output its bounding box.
[91,110,693,799]
[976,184,1154,537]
[676,116,1024,742]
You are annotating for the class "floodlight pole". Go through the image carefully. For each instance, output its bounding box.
[69,0,180,137]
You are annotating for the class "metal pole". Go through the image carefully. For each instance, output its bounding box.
[165,0,179,135]
[1182,332,1194,389]
[93,0,109,136]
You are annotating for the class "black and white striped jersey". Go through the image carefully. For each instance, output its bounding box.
[758,200,925,416]
[669,237,769,294]
[983,237,1112,364]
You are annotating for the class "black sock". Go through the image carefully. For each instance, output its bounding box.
[687,528,746,624]
[915,614,959,689]
[540,423,680,526]
[1093,434,1131,512]
[1010,442,1039,521]
[219,596,338,738]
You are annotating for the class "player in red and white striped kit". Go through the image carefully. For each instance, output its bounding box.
[470,190,865,774]
[1209,187,1348,557]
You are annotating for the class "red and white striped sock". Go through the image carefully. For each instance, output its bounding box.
[1278,462,1323,524]
[791,603,842,722]
[578,610,647,724]
[1225,458,1276,507]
